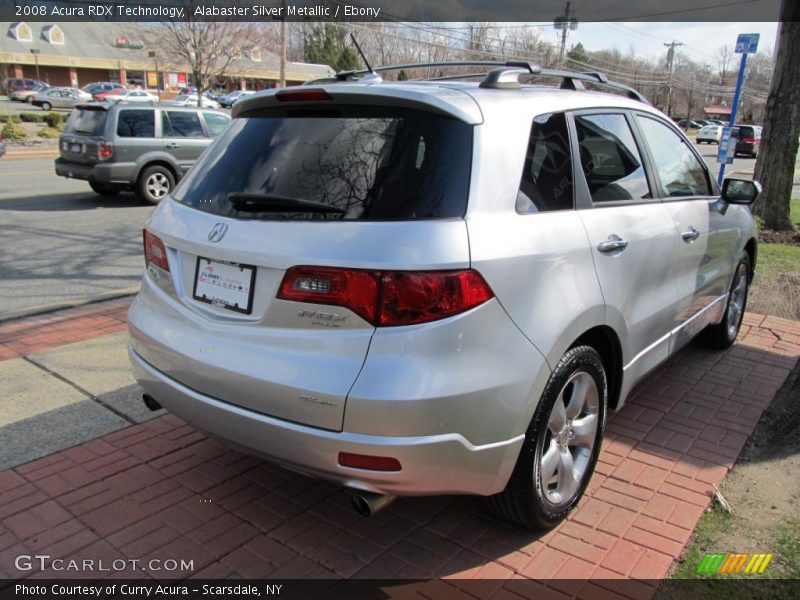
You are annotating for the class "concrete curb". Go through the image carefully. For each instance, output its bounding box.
[3,149,59,160]
[0,286,139,324]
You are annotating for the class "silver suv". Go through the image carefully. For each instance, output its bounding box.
[128,62,760,529]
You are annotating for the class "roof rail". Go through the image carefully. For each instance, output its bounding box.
[333,60,540,82]
[480,65,647,102]
[323,60,648,103]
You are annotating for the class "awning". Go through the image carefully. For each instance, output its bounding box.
[704,105,732,115]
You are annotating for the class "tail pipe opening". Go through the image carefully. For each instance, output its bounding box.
[350,491,396,517]
[142,394,162,412]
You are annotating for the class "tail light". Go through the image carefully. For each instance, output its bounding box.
[278,266,494,327]
[97,140,113,160]
[740,136,757,144]
[143,229,170,272]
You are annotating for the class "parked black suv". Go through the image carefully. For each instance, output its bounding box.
[55,103,231,204]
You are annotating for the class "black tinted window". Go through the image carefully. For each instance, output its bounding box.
[637,116,711,197]
[162,111,205,138]
[64,108,107,136]
[516,112,573,213]
[173,109,473,221]
[575,114,650,203]
[116,109,155,138]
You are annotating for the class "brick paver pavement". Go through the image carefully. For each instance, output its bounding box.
[1,301,799,599]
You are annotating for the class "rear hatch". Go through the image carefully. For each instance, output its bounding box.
[137,89,478,431]
[59,104,109,164]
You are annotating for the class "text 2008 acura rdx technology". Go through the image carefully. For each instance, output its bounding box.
[128,61,760,529]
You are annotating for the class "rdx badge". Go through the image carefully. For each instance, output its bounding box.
[297,310,348,323]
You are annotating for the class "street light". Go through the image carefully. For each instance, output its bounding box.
[29,48,41,82]
[148,51,160,101]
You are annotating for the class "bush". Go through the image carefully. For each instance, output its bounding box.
[0,114,21,124]
[1,122,27,140]
[38,126,60,139]
[19,112,45,123]
[44,112,62,128]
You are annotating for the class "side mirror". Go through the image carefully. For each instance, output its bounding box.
[722,178,761,205]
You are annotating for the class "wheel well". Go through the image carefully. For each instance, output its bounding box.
[744,238,757,281]
[138,161,178,184]
[572,326,623,410]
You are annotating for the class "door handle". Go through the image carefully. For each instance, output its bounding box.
[597,235,628,253]
[165,143,180,149]
[681,226,700,242]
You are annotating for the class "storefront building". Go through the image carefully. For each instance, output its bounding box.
[2,21,333,94]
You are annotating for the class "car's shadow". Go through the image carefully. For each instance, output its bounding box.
[0,191,147,212]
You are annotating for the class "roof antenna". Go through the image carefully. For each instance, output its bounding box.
[349,33,382,83]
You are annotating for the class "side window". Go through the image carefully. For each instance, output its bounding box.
[162,111,205,138]
[202,112,231,137]
[574,114,651,203]
[516,112,574,214]
[116,109,155,138]
[636,116,712,197]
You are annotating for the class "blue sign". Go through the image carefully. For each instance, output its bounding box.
[717,127,738,165]
[735,33,760,54]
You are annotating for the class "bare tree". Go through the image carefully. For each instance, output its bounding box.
[754,1,800,231]
[716,45,734,86]
[142,21,261,106]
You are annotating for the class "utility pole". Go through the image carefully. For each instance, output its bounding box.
[664,40,684,118]
[554,1,578,68]
[279,0,287,88]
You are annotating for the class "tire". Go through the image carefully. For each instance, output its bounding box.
[89,181,120,196]
[41,102,51,111]
[136,165,175,205]
[487,345,607,530]
[26,95,34,104]
[699,252,751,350]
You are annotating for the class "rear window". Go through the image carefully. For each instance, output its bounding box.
[162,111,205,138]
[64,108,108,136]
[172,109,473,221]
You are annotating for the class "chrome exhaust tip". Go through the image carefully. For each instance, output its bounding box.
[142,394,162,412]
[351,491,396,517]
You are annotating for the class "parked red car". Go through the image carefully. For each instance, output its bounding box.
[85,82,126,100]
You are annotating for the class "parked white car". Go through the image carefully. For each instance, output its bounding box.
[169,94,220,109]
[696,125,723,144]
[109,89,160,104]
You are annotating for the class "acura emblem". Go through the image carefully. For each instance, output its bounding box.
[208,223,228,243]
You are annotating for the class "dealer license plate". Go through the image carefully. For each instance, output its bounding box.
[192,257,256,314]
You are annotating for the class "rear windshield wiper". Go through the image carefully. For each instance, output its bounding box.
[227,193,344,214]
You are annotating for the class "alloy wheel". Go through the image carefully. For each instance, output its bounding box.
[539,371,600,507]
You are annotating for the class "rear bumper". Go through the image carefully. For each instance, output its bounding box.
[55,158,136,184]
[129,345,524,496]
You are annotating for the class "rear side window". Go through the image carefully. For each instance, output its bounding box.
[162,111,205,138]
[116,109,155,138]
[172,109,473,221]
[516,112,573,213]
[575,114,651,203]
[64,108,108,136]
[202,112,230,137]
[636,116,712,197]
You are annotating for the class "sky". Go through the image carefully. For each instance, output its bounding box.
[544,21,780,64]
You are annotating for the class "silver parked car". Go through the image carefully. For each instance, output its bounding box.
[31,87,83,111]
[128,62,760,529]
